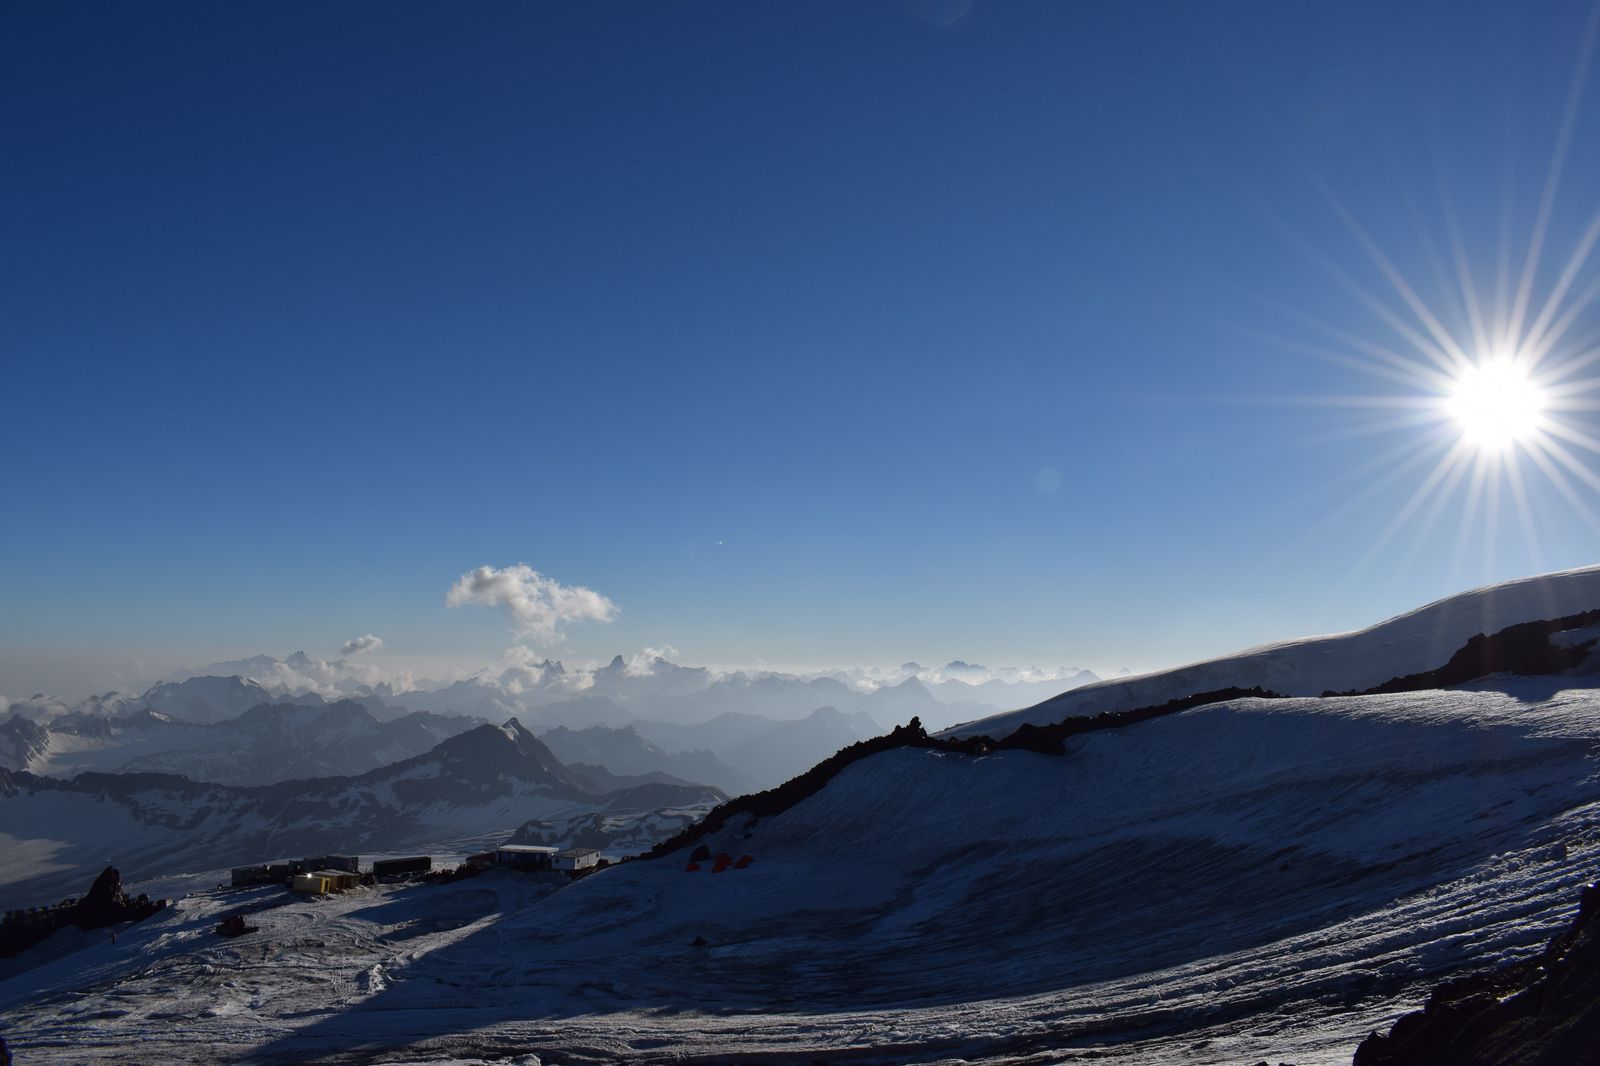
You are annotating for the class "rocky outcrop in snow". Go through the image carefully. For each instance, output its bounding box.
[0,866,166,959]
[0,716,49,772]
[1353,880,1600,1066]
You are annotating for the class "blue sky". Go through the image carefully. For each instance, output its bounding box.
[4,1,1600,697]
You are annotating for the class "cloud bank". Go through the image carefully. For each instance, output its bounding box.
[446,564,619,641]
[339,634,385,656]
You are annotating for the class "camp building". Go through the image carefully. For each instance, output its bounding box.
[496,844,559,870]
[291,869,361,895]
[553,847,601,872]
[371,856,432,878]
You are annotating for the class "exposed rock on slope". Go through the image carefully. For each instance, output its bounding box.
[644,717,986,858]
[0,715,49,772]
[1336,607,1600,696]
[0,866,166,959]
[1353,880,1600,1066]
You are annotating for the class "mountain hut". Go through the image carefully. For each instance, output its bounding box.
[553,847,601,872]
[314,870,361,891]
[496,844,558,870]
[306,855,359,873]
[230,865,271,888]
[371,856,432,878]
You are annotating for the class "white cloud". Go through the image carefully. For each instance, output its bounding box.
[446,564,619,641]
[339,634,385,656]
[0,693,74,721]
[495,645,556,694]
[625,644,679,677]
[234,654,409,699]
[825,661,1100,692]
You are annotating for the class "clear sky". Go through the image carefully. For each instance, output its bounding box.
[4,0,1600,698]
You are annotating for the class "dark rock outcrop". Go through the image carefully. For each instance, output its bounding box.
[0,715,50,772]
[1329,608,1600,697]
[644,687,1288,860]
[643,718,991,858]
[0,866,167,958]
[994,686,1283,756]
[1352,881,1600,1066]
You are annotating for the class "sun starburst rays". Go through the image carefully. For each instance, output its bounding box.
[1261,7,1600,579]
[1305,256,1600,571]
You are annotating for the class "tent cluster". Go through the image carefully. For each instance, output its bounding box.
[683,843,754,873]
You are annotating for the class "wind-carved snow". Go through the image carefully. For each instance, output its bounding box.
[5,684,1600,1063]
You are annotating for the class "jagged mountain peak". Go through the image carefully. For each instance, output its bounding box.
[415,718,587,793]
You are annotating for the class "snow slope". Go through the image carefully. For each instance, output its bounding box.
[6,683,1600,1064]
[946,563,1600,738]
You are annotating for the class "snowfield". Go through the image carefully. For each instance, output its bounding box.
[944,562,1600,737]
[5,682,1600,1064]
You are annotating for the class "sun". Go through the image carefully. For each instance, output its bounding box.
[1257,6,1600,574]
[1444,358,1547,453]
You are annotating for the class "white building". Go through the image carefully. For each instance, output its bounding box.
[553,847,601,872]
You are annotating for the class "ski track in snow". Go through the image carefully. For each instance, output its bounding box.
[4,685,1600,1063]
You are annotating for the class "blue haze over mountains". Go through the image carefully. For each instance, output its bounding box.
[0,648,1103,794]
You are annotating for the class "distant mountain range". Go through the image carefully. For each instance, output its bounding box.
[538,724,757,796]
[1,699,484,785]
[0,718,724,911]
[2,650,1103,795]
[632,706,884,789]
[2,694,884,796]
[538,706,890,795]
[7,649,1099,733]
